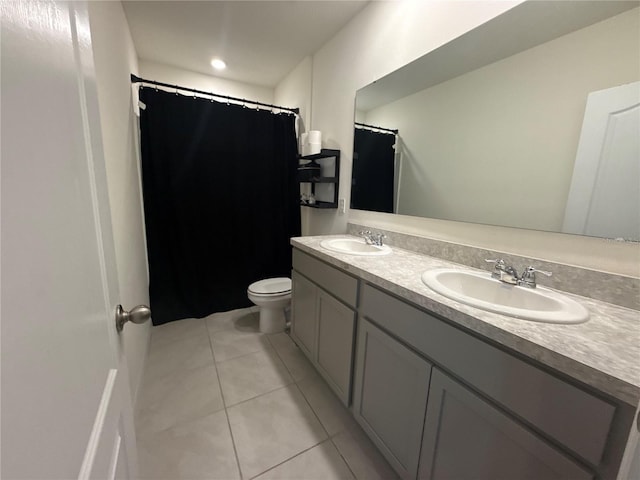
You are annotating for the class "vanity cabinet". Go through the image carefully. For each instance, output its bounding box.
[291,250,357,405]
[357,283,622,480]
[290,245,633,480]
[353,318,432,480]
[418,368,592,480]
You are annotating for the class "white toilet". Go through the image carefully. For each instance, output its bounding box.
[247,277,292,333]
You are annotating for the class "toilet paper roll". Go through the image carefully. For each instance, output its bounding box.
[307,130,322,144]
[308,142,321,156]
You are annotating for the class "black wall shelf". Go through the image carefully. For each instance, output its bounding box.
[301,148,340,161]
[298,149,340,208]
[304,201,338,209]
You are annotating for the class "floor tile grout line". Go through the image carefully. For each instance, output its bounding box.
[213,341,299,408]
[138,350,216,388]
[222,380,296,410]
[205,317,245,480]
[286,353,361,480]
[215,324,316,478]
[329,435,360,480]
[265,331,314,384]
[135,403,227,440]
[135,329,220,439]
[287,384,359,480]
[247,438,335,480]
[207,315,279,366]
[265,332,300,380]
[212,340,279,367]
[293,381,333,442]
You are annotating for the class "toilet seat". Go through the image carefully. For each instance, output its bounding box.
[248,277,291,296]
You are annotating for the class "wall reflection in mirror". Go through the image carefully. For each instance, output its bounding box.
[352,1,639,241]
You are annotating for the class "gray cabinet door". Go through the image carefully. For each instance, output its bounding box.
[316,291,356,405]
[291,271,318,360]
[418,369,593,480]
[353,318,432,480]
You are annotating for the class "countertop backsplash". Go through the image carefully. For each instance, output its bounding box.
[348,223,640,311]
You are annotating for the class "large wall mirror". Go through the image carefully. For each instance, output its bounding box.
[352,1,639,241]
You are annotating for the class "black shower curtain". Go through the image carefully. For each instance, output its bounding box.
[139,88,300,325]
[351,128,396,213]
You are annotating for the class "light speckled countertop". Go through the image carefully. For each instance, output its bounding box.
[292,235,640,406]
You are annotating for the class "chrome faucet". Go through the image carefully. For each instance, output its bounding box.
[359,230,387,246]
[485,259,552,288]
[358,230,372,243]
[485,259,519,285]
[519,266,552,289]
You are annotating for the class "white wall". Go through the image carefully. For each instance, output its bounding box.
[274,56,313,234]
[363,8,639,231]
[89,1,150,402]
[299,0,639,277]
[275,56,312,132]
[305,0,520,234]
[139,60,274,105]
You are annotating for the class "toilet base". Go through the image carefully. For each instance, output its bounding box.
[259,306,286,333]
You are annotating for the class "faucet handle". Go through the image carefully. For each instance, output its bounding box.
[485,258,505,266]
[359,230,373,244]
[523,266,552,277]
[485,259,506,280]
[371,233,387,246]
[519,266,552,288]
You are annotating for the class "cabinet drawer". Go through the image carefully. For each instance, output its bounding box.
[293,249,358,307]
[361,284,615,466]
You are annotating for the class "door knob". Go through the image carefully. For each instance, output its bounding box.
[115,304,151,332]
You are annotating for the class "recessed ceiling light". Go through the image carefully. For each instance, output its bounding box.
[210,58,226,70]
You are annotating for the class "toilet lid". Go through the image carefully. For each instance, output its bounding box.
[248,277,291,295]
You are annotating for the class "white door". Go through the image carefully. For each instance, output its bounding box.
[562,82,640,240]
[2,2,140,478]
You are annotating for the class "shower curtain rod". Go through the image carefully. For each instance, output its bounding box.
[355,122,398,134]
[130,74,300,114]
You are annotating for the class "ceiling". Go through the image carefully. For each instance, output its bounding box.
[122,1,369,88]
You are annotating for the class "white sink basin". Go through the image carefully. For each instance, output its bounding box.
[320,238,392,256]
[421,268,589,324]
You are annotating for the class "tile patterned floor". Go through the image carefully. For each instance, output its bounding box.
[135,307,398,480]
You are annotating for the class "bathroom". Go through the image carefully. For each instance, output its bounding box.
[2,0,639,478]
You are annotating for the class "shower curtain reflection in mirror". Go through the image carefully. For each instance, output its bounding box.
[351,128,397,214]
